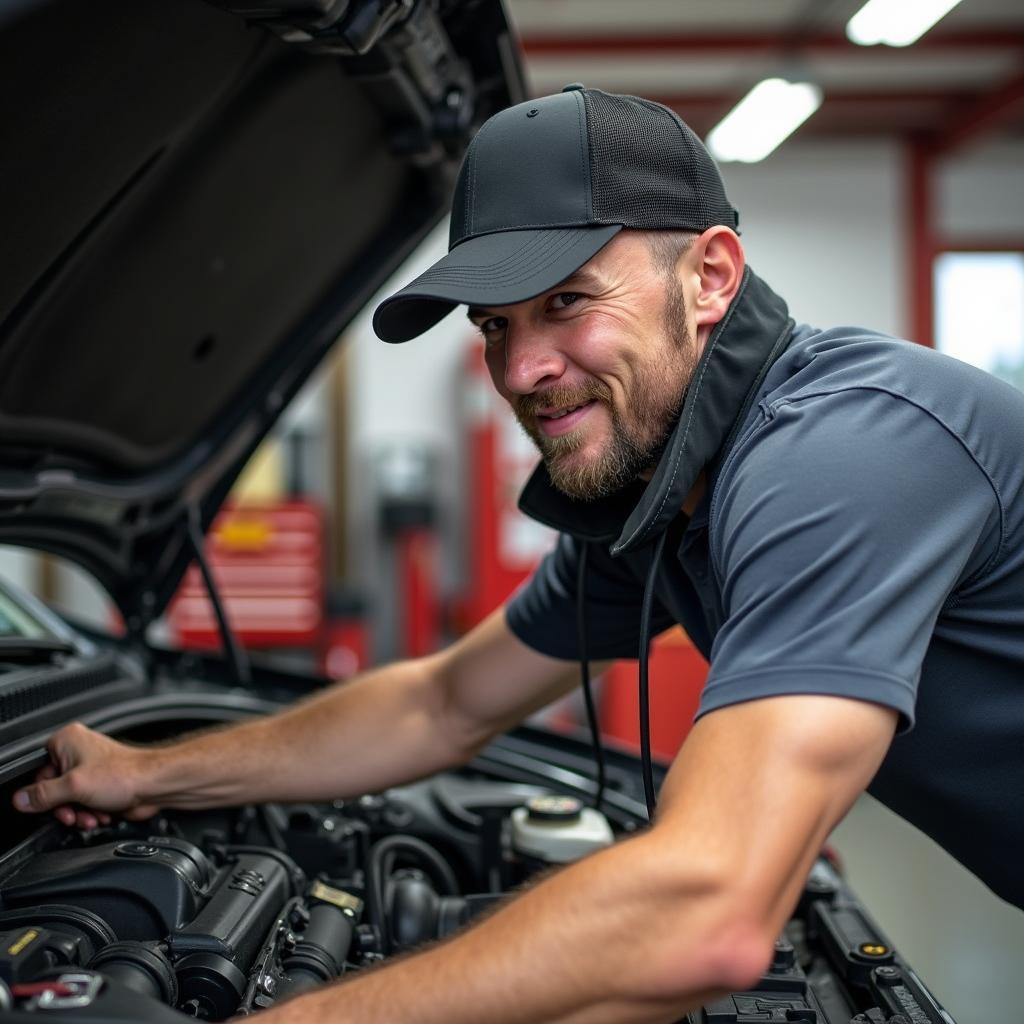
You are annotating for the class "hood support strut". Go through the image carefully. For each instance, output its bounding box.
[185,504,251,686]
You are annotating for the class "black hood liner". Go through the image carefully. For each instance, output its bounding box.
[0,0,523,623]
[519,267,796,549]
[0,4,409,471]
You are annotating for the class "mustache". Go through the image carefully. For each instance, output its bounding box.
[514,378,612,419]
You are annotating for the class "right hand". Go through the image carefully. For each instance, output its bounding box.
[12,722,160,829]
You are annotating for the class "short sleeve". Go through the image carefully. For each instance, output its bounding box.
[699,388,1001,729]
[506,532,676,661]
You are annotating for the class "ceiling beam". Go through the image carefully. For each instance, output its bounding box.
[642,91,1021,141]
[931,68,1024,154]
[520,30,1024,57]
[647,90,981,109]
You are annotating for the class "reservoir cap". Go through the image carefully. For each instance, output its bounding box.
[525,794,583,823]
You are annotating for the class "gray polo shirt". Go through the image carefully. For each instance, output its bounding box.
[507,326,1024,909]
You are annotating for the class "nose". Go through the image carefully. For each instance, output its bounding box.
[501,321,567,395]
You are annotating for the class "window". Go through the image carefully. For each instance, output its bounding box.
[934,251,1024,391]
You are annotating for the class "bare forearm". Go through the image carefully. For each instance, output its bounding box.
[13,611,579,826]
[250,695,894,1024]
[261,834,759,1024]
[137,609,582,813]
[140,657,471,810]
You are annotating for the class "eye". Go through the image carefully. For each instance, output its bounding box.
[550,292,580,310]
[477,316,507,342]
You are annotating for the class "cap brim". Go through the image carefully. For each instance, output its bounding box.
[373,225,622,343]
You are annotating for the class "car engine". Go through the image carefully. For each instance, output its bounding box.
[0,770,618,1020]
[0,763,954,1023]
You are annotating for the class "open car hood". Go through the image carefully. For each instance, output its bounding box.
[0,0,524,627]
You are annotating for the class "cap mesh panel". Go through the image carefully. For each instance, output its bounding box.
[584,90,737,231]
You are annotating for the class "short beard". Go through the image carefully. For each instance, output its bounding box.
[513,275,695,501]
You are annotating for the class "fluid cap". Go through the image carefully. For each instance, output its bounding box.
[525,794,583,823]
[511,796,613,864]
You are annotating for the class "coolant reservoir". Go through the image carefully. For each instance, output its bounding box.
[510,795,613,864]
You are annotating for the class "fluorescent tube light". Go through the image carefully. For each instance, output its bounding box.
[707,79,822,163]
[846,0,964,47]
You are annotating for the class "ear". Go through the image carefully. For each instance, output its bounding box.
[688,227,745,336]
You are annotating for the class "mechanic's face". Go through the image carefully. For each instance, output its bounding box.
[470,232,698,500]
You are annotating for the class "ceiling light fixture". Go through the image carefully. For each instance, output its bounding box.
[846,0,965,47]
[706,78,822,163]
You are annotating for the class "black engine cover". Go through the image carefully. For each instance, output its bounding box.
[1,837,214,939]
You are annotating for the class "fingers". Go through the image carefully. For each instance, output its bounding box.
[41,804,109,829]
[35,768,77,825]
[26,751,70,820]
[47,721,92,773]
[13,770,77,815]
[75,810,100,830]
[54,805,76,827]
[15,788,114,829]
[22,758,107,828]
[14,724,137,829]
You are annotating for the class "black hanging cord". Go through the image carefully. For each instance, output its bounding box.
[187,504,251,685]
[638,530,668,821]
[575,541,606,815]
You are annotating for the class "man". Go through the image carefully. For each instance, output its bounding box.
[13,87,1024,1023]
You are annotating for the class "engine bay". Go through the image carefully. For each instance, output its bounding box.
[0,629,956,1024]
[0,764,953,1023]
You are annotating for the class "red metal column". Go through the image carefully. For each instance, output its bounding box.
[907,139,936,348]
[398,527,440,658]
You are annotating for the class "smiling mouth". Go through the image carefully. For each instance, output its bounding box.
[533,400,597,438]
[539,400,594,421]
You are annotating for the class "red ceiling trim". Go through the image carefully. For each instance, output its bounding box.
[647,91,981,109]
[521,31,1024,57]
[907,140,935,347]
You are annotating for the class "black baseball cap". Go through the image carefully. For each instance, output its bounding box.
[373,85,739,344]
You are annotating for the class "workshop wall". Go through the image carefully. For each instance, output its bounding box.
[939,139,1024,238]
[720,139,905,336]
